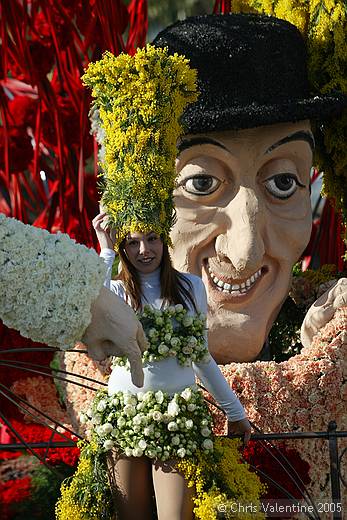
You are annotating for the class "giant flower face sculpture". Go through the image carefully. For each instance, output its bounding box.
[172,121,313,362]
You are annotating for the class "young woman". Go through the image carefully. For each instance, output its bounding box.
[92,211,252,520]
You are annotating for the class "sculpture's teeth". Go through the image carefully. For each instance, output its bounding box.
[208,264,263,294]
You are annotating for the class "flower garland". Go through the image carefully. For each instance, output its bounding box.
[112,303,208,368]
[176,438,266,520]
[56,438,265,520]
[230,0,347,228]
[81,386,214,460]
[82,44,198,248]
[0,214,106,350]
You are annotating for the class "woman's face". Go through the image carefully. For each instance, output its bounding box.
[124,231,164,274]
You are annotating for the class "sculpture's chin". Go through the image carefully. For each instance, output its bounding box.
[207,320,267,364]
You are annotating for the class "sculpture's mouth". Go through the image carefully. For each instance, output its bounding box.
[203,259,269,303]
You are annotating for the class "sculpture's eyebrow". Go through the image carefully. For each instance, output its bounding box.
[265,131,315,154]
[177,136,229,154]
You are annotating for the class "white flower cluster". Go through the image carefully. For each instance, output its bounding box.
[113,303,208,369]
[83,386,214,460]
[0,214,106,349]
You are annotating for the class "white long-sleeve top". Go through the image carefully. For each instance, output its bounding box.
[100,248,246,422]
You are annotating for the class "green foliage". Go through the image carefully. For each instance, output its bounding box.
[268,296,305,362]
[11,464,75,520]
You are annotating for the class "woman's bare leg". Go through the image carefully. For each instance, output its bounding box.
[152,459,194,520]
[108,452,154,520]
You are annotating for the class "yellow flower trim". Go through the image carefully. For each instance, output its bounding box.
[176,437,266,519]
[55,440,112,520]
[82,44,198,249]
[231,0,347,231]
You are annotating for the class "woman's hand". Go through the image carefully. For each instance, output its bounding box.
[92,212,115,250]
[227,417,252,445]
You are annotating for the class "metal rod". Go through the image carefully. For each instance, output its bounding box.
[0,358,107,386]
[328,421,342,520]
[0,360,101,391]
[0,441,76,450]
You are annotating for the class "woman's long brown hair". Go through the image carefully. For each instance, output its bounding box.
[117,241,197,312]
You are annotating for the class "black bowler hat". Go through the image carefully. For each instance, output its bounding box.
[153,13,347,133]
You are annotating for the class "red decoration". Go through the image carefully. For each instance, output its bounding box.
[0,0,148,480]
[242,441,311,499]
[0,477,32,520]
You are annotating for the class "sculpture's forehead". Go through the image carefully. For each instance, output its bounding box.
[179,120,313,155]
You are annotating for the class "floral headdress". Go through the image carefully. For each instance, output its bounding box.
[82,44,198,249]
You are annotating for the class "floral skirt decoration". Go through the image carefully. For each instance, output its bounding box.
[81,386,214,460]
[57,388,266,520]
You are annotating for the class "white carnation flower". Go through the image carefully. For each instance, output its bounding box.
[143,391,154,402]
[170,338,180,348]
[201,427,211,437]
[180,388,192,401]
[177,448,186,458]
[97,400,107,412]
[182,316,193,327]
[152,411,163,422]
[102,423,113,434]
[133,414,143,425]
[175,304,183,312]
[167,400,180,416]
[137,392,144,401]
[202,439,214,450]
[168,421,178,432]
[155,391,164,404]
[144,425,154,436]
[133,447,144,457]
[125,448,133,457]
[138,439,147,450]
[124,404,136,416]
[117,417,126,427]
[182,346,192,354]
[185,419,193,429]
[124,394,137,406]
[187,404,196,412]
[148,328,158,338]
[95,425,104,436]
[172,435,180,446]
[158,344,169,355]
[103,440,114,450]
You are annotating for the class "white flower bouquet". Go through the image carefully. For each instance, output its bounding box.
[112,304,208,368]
[83,386,214,460]
[0,214,106,349]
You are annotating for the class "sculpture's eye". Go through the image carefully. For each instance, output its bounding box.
[264,174,304,199]
[178,175,221,196]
